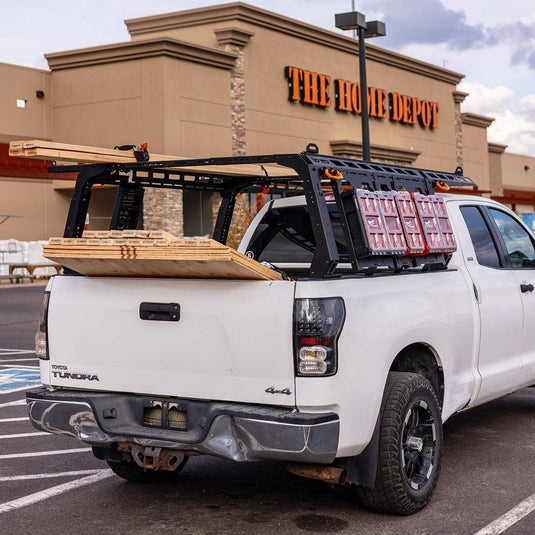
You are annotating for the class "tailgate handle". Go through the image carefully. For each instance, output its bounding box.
[139,302,180,322]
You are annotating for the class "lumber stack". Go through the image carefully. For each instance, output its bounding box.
[9,140,297,179]
[9,140,178,165]
[43,231,283,281]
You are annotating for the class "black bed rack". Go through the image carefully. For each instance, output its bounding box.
[51,145,476,278]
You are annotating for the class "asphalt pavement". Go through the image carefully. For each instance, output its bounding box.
[0,283,534,534]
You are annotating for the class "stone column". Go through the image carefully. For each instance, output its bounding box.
[143,189,184,237]
[453,91,468,170]
[214,27,255,248]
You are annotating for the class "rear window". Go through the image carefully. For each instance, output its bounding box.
[244,204,349,263]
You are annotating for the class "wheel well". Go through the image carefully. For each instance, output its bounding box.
[389,344,444,408]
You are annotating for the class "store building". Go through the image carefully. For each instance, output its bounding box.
[1,1,535,240]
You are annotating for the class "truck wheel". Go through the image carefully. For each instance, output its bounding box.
[358,372,443,515]
[107,456,189,483]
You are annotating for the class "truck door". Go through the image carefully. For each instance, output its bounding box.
[484,207,535,389]
[456,204,524,405]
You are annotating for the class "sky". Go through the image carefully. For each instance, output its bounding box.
[1,0,534,156]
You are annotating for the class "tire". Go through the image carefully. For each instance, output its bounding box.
[358,372,443,515]
[107,455,189,483]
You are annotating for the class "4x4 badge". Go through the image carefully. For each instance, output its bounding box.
[265,386,292,395]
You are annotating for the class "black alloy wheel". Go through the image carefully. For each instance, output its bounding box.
[358,371,443,515]
[401,400,438,492]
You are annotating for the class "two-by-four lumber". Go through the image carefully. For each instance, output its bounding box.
[9,140,297,178]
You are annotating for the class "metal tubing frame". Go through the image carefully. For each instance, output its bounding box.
[54,151,476,278]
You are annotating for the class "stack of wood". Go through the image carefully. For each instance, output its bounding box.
[9,140,178,165]
[43,231,283,281]
[8,140,297,178]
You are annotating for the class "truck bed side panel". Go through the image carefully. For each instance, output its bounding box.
[295,270,475,457]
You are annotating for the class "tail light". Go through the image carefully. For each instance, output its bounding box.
[294,297,345,376]
[35,291,50,360]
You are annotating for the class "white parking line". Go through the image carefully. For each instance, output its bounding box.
[0,470,113,514]
[0,364,39,369]
[0,448,91,460]
[0,399,26,408]
[0,417,28,423]
[0,469,104,482]
[0,432,48,440]
[474,492,535,535]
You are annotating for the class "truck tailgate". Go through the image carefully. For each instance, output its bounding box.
[46,276,296,406]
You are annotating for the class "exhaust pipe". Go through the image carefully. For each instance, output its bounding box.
[286,462,347,485]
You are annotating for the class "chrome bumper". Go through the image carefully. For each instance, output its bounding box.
[26,388,339,464]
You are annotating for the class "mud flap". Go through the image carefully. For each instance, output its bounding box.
[334,415,380,488]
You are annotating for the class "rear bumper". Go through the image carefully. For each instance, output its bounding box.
[26,388,339,464]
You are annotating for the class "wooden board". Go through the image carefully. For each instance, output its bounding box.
[9,140,297,179]
[43,235,283,281]
[42,257,278,280]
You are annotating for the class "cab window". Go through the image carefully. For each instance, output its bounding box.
[488,209,535,269]
[460,206,501,268]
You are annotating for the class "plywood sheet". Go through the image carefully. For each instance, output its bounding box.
[43,235,283,281]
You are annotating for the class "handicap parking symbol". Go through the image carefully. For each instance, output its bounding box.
[0,368,40,394]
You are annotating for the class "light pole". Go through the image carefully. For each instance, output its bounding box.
[335,11,386,161]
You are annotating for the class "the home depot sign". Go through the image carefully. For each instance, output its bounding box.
[285,66,439,129]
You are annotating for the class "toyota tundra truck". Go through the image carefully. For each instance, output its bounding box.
[26,147,535,515]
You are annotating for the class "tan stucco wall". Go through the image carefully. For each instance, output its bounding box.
[51,58,163,151]
[462,123,491,191]
[240,25,457,170]
[501,152,535,190]
[5,2,528,241]
[164,58,232,157]
[135,18,460,169]
[0,177,70,240]
[0,63,52,143]
[488,150,504,196]
[129,26,221,48]
[49,56,231,157]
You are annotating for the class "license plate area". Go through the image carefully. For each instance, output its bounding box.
[143,399,187,430]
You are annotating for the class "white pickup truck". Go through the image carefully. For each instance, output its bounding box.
[27,149,535,515]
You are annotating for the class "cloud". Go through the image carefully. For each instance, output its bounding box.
[360,0,535,71]
[460,81,535,155]
[501,22,535,69]
[360,0,487,49]
[517,95,535,121]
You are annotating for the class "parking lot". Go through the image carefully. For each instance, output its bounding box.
[0,283,534,534]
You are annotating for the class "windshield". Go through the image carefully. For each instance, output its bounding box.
[243,204,349,264]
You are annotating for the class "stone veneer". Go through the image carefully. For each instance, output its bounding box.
[452,91,468,170]
[213,27,255,247]
[143,188,184,237]
[144,28,254,241]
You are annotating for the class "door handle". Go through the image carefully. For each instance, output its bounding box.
[520,284,534,293]
[139,302,180,321]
